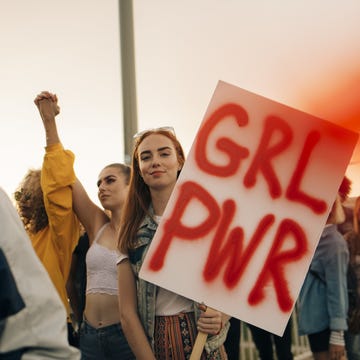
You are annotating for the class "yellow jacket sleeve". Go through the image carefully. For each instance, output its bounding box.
[39,142,80,314]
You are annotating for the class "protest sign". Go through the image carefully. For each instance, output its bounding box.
[139,80,359,335]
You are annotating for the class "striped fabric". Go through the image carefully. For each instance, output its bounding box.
[154,312,227,360]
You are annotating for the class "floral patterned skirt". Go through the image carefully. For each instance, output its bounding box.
[153,312,227,360]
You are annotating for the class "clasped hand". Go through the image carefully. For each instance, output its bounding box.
[34,91,60,120]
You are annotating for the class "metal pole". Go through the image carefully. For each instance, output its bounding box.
[119,0,138,164]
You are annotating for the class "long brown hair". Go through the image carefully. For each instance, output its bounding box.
[118,129,185,253]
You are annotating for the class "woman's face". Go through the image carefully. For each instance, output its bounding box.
[137,133,181,192]
[97,167,129,211]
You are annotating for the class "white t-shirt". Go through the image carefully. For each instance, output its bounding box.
[152,214,193,315]
[117,215,193,316]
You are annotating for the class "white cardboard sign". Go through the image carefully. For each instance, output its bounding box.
[139,81,359,335]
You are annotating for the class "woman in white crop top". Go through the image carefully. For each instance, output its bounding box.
[73,163,135,360]
[38,91,134,360]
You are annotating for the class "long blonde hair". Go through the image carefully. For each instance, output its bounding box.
[118,129,185,253]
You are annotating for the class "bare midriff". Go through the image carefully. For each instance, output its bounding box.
[84,293,119,328]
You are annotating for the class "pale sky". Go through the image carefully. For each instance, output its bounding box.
[0,0,123,205]
[1,0,360,205]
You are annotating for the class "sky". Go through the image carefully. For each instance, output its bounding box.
[0,0,123,205]
[1,0,360,206]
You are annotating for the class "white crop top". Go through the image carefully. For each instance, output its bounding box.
[86,223,119,296]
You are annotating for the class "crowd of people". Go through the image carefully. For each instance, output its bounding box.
[1,91,360,360]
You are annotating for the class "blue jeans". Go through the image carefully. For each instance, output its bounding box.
[79,320,134,360]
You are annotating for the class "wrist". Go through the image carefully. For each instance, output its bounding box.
[330,330,344,346]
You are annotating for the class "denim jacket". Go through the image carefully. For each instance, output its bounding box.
[298,224,349,335]
[128,213,229,354]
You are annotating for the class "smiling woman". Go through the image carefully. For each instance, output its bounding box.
[117,127,230,359]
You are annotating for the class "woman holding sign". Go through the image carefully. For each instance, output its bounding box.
[117,127,230,359]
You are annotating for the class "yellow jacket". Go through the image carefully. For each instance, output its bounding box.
[30,143,80,317]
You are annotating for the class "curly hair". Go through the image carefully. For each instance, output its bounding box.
[15,169,48,234]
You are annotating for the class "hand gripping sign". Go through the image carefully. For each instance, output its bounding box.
[139,80,359,336]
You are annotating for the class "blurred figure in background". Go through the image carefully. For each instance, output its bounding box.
[224,318,241,360]
[66,231,89,342]
[298,191,349,360]
[336,177,360,360]
[343,230,360,360]
[247,318,293,360]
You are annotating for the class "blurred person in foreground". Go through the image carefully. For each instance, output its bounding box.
[0,187,79,359]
